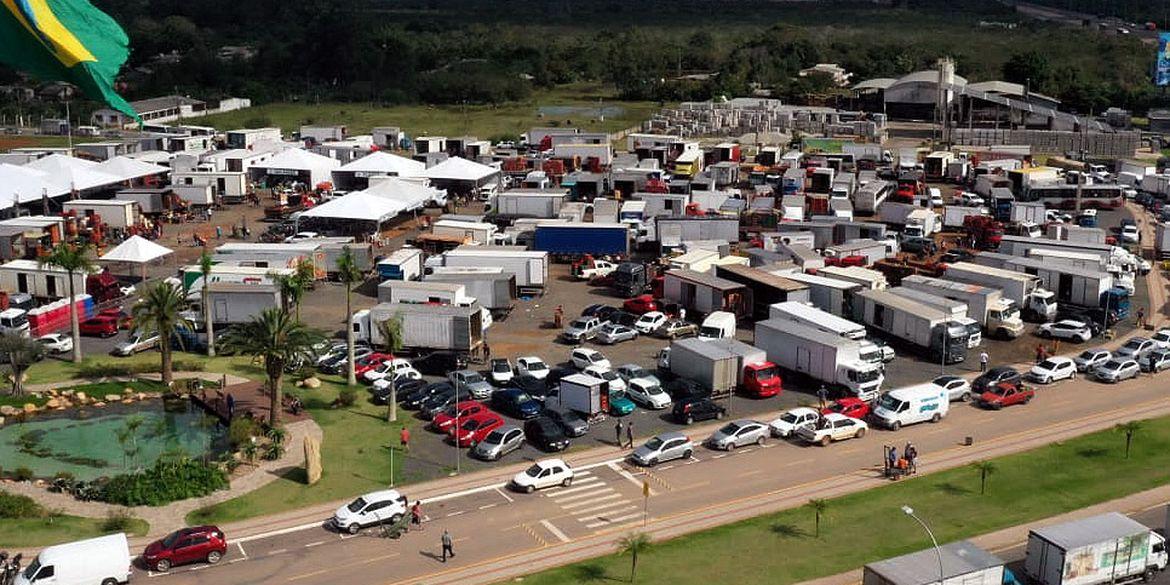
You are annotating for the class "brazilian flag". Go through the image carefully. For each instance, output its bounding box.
[0,0,138,120]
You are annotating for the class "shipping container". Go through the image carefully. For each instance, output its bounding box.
[852,289,967,364]
[491,189,569,218]
[377,247,423,281]
[533,223,629,258]
[424,267,515,312]
[441,246,549,289]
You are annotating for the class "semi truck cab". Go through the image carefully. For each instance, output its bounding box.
[842,363,884,401]
[1023,290,1058,322]
[933,322,969,364]
[742,362,781,398]
[988,299,1025,338]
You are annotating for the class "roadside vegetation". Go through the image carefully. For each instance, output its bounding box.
[0,492,148,548]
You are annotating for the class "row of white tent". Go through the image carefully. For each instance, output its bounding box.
[298,177,445,224]
[0,154,169,208]
[250,147,500,186]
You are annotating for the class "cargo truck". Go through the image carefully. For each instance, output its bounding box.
[900,275,1024,338]
[352,302,484,357]
[189,283,282,326]
[1024,513,1167,585]
[424,267,516,313]
[887,287,982,348]
[943,205,989,228]
[774,271,862,317]
[179,264,293,293]
[852,289,968,364]
[969,253,1122,314]
[767,301,886,365]
[377,247,423,281]
[441,246,548,291]
[1158,222,1170,260]
[553,373,611,422]
[754,318,884,400]
[533,223,630,260]
[377,280,474,305]
[491,190,568,218]
[817,265,888,290]
[669,337,781,398]
[944,262,1057,322]
[852,180,892,214]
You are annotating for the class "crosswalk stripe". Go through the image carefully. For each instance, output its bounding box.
[552,487,615,503]
[545,480,605,498]
[575,503,637,519]
[561,493,623,509]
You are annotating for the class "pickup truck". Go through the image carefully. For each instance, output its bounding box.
[795,413,868,446]
[976,382,1034,409]
[572,259,617,281]
[113,331,161,356]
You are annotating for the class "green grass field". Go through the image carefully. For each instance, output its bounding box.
[520,417,1170,585]
[0,515,150,548]
[187,84,659,139]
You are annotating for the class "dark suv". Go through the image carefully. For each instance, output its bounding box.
[666,378,710,401]
[491,388,542,419]
[142,525,228,572]
[672,397,726,425]
[524,416,571,451]
[973,366,1021,393]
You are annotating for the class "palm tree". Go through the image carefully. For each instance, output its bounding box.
[335,247,364,386]
[0,332,42,395]
[617,532,651,583]
[807,498,828,538]
[131,281,192,387]
[38,243,94,363]
[376,314,404,422]
[219,308,323,426]
[972,460,996,495]
[276,260,317,320]
[1115,421,1142,459]
[199,252,216,357]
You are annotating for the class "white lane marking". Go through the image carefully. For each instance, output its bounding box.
[658,464,675,470]
[739,448,755,454]
[712,454,727,459]
[446,510,466,517]
[268,549,288,556]
[305,541,325,548]
[494,487,514,503]
[585,510,644,528]
[578,457,627,471]
[236,542,248,559]
[759,443,774,448]
[739,469,764,478]
[338,533,359,541]
[607,462,648,491]
[421,482,507,505]
[553,487,615,503]
[576,504,638,519]
[540,519,571,543]
[479,503,497,510]
[227,559,246,565]
[544,480,605,498]
[560,493,623,509]
[236,522,321,544]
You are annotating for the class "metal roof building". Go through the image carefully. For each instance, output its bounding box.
[864,540,1005,585]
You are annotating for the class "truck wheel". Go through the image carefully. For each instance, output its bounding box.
[931,413,941,423]
[855,428,866,439]
[820,436,832,447]
[891,421,901,431]
[1144,568,1157,582]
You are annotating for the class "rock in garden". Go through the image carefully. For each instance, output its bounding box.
[60,389,73,396]
[0,405,16,416]
[46,398,61,409]
[295,380,304,388]
[136,393,146,401]
[104,394,121,402]
[303,377,321,389]
[93,401,106,407]
[123,388,134,394]
[22,403,37,413]
[75,392,88,402]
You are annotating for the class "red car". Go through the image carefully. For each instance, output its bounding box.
[99,308,134,330]
[821,397,871,420]
[977,382,1034,410]
[353,353,394,377]
[79,315,119,337]
[623,294,658,315]
[431,401,490,433]
[448,412,506,447]
[142,525,228,572]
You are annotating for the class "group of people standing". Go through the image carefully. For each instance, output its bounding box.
[884,443,919,479]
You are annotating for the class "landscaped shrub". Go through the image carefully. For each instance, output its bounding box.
[100,509,136,532]
[78,360,205,379]
[228,417,260,447]
[97,456,228,507]
[0,491,43,518]
[337,388,357,407]
[11,467,34,481]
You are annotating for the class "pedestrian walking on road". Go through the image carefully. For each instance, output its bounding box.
[441,529,455,562]
[1137,307,1146,329]
[979,351,989,373]
[817,385,829,410]
[554,305,564,329]
[614,420,623,447]
[886,445,898,475]
[626,421,635,449]
[411,501,423,531]
[1035,344,1045,364]
[400,427,411,454]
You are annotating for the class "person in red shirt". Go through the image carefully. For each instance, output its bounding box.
[400,427,411,453]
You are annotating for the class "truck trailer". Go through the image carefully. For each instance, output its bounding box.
[424,267,515,313]
[533,223,630,259]
[753,318,884,400]
[943,262,1057,322]
[852,289,968,364]
[441,246,548,290]
[1024,513,1167,585]
[900,275,1024,338]
[669,337,780,398]
[352,302,484,356]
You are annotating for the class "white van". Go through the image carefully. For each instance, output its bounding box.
[698,311,736,340]
[17,533,132,585]
[871,384,949,431]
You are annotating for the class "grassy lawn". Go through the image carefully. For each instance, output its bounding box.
[519,417,1170,585]
[187,84,659,139]
[0,515,150,548]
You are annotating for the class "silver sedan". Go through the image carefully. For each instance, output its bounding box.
[706,420,769,450]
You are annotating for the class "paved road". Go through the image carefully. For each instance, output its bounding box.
[141,361,1170,585]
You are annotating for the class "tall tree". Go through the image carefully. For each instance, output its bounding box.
[617,532,651,583]
[219,308,323,426]
[335,246,364,386]
[807,498,828,538]
[276,260,316,320]
[376,314,404,422]
[39,244,95,363]
[971,460,997,495]
[199,252,216,357]
[0,332,42,395]
[131,281,192,387]
[1115,421,1142,459]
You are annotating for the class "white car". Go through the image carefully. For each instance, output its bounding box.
[1093,358,1140,383]
[625,378,671,409]
[489,358,514,385]
[634,311,667,334]
[595,324,638,345]
[706,419,769,450]
[958,192,985,206]
[362,358,418,383]
[511,459,574,493]
[37,333,73,354]
[1038,320,1092,343]
[332,489,408,534]
[112,331,160,356]
[583,365,627,393]
[1121,225,1140,244]
[1140,349,1170,373]
[516,356,550,380]
[930,375,973,402]
[768,407,821,438]
[615,363,661,387]
[1073,348,1111,372]
[1151,329,1170,350]
[370,370,422,393]
[570,348,611,371]
[1029,356,1077,384]
[1116,337,1156,359]
[284,231,321,243]
[795,413,868,446]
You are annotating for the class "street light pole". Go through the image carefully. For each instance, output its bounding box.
[902,505,946,585]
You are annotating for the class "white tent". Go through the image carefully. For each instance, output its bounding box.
[25,154,123,192]
[96,156,170,183]
[100,235,174,263]
[365,177,444,209]
[253,148,340,185]
[298,191,408,223]
[336,151,425,178]
[0,164,69,206]
[421,157,498,182]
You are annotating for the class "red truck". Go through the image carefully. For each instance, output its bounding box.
[963,215,1004,250]
[669,338,782,399]
[977,382,1034,410]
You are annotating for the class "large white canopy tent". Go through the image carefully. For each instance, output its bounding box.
[251,148,340,186]
[0,164,69,210]
[421,157,500,196]
[99,235,174,281]
[95,156,171,184]
[24,154,123,192]
[364,177,445,210]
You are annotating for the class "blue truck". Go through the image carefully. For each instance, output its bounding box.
[533,223,629,260]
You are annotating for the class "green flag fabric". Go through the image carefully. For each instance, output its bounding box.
[0,0,138,120]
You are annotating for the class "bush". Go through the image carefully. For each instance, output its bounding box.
[77,360,205,379]
[97,456,228,507]
[228,417,260,447]
[11,467,34,481]
[100,509,136,532]
[0,491,44,519]
[243,116,273,129]
[337,388,357,407]
[262,442,284,461]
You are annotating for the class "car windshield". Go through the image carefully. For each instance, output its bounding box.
[161,530,183,548]
[877,395,903,411]
[644,383,663,395]
[1124,340,1144,350]
[525,464,544,477]
[720,422,741,434]
[1078,350,1100,360]
[526,361,547,372]
[1038,359,1060,370]
[493,362,510,372]
[346,497,367,513]
[484,430,505,444]
[461,419,480,430]
[611,390,627,401]
[569,319,589,329]
[1103,361,1123,370]
[853,368,882,383]
[644,437,664,450]
[464,373,484,384]
[625,367,648,378]
[780,412,802,424]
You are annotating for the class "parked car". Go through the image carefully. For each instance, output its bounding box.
[363,358,418,384]
[672,396,725,425]
[372,377,425,405]
[1117,337,1157,359]
[634,311,668,334]
[570,347,611,370]
[580,303,613,318]
[544,366,576,389]
[973,366,1021,393]
[112,330,160,356]
[411,351,465,376]
[142,526,228,572]
[1073,348,1112,372]
[596,323,638,345]
[332,490,408,534]
[562,317,604,343]
[510,374,554,402]
[623,294,658,315]
[930,375,973,402]
[489,358,514,385]
[630,431,694,466]
[795,413,868,446]
[626,378,671,409]
[543,407,589,437]
[977,382,1035,409]
[352,352,395,378]
[655,319,698,339]
[515,356,550,380]
[524,416,571,452]
[1038,320,1092,343]
[511,459,574,493]
[491,388,543,419]
[449,412,506,447]
[1152,329,1170,350]
[706,419,769,450]
[431,401,490,433]
[471,424,526,461]
[821,397,870,420]
[449,369,493,399]
[1121,224,1140,243]
[419,388,459,419]
[1140,349,1170,373]
[768,408,820,438]
[36,333,73,354]
[870,338,897,362]
[582,365,627,393]
[401,382,453,410]
[666,378,710,401]
[615,363,661,387]
[1093,358,1141,383]
[1029,356,1077,384]
[608,389,637,416]
[609,310,639,327]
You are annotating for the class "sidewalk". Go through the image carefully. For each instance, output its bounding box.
[796,484,1170,585]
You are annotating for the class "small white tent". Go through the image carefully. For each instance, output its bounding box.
[252,149,340,186]
[100,235,174,281]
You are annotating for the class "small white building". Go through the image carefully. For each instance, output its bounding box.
[62,199,140,229]
[225,128,282,150]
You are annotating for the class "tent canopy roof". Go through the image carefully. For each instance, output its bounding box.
[95,156,170,182]
[100,235,174,263]
[337,151,425,176]
[25,154,122,192]
[298,191,407,223]
[254,148,340,173]
[0,164,69,206]
[421,157,498,182]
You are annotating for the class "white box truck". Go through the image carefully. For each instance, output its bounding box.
[775,271,862,317]
[852,289,968,364]
[754,318,884,400]
[887,287,981,347]
[190,283,281,326]
[377,247,423,281]
[900,275,1024,338]
[943,205,988,228]
[768,301,886,365]
[1158,222,1170,260]
[669,337,780,398]
[15,532,132,585]
[353,302,484,354]
[1024,513,1168,585]
[944,262,1056,322]
[441,246,548,290]
[817,265,888,290]
[376,280,474,305]
[554,373,608,420]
